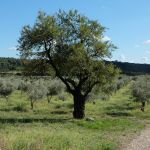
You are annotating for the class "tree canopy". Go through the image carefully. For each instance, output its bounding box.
[132,76,150,112]
[18,10,118,119]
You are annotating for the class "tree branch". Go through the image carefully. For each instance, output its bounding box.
[83,81,99,98]
[44,40,74,94]
[76,76,88,89]
[65,78,77,89]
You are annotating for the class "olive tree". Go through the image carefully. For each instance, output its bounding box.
[46,79,64,103]
[132,76,150,112]
[27,80,47,109]
[18,10,118,119]
[18,80,31,96]
[0,79,14,100]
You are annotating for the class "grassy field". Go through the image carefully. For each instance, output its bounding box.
[0,84,149,150]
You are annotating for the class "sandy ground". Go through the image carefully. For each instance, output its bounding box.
[124,126,150,150]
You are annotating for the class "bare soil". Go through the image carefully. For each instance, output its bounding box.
[124,125,150,150]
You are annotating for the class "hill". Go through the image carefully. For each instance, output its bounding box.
[0,57,22,72]
[112,61,150,75]
[0,57,150,75]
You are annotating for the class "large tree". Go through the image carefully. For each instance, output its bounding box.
[18,10,118,119]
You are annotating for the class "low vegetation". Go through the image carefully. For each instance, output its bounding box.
[0,75,149,149]
[0,79,14,100]
[132,75,150,112]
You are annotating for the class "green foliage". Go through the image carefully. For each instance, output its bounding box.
[46,79,65,103]
[22,59,53,76]
[27,80,47,109]
[0,79,14,99]
[132,76,150,111]
[0,57,22,72]
[28,80,47,100]
[18,80,31,93]
[113,61,150,75]
[17,9,118,99]
[87,75,131,102]
[0,80,147,150]
[2,56,150,75]
[77,119,137,131]
[13,102,27,112]
[17,9,119,118]
[116,76,131,90]
[132,76,150,103]
[46,79,64,97]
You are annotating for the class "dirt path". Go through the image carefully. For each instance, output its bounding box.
[124,126,150,150]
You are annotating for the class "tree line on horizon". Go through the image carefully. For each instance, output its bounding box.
[0,57,150,75]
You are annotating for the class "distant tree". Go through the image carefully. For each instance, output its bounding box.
[18,10,118,119]
[0,57,23,71]
[132,76,150,112]
[0,79,14,100]
[22,59,53,76]
[58,93,66,101]
[27,81,47,109]
[18,80,31,96]
[46,79,64,103]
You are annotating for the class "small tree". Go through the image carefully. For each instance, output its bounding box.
[0,80,14,100]
[132,76,150,112]
[18,80,31,96]
[18,10,118,119]
[27,81,47,109]
[46,79,64,103]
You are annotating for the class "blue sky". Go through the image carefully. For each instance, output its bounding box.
[1,0,150,63]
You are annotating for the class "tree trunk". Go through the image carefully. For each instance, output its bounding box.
[5,96,8,102]
[141,101,145,112]
[47,95,52,103]
[31,100,34,110]
[20,90,23,97]
[73,94,85,119]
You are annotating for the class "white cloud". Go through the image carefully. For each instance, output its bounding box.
[141,57,148,63]
[8,46,17,51]
[102,36,111,42]
[144,40,150,44]
[146,50,150,55]
[119,54,126,62]
[129,59,134,63]
[93,35,111,42]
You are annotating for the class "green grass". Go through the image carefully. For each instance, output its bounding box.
[0,84,149,150]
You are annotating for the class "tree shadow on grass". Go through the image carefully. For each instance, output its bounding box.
[0,106,27,112]
[104,100,136,117]
[106,111,132,117]
[51,110,68,115]
[0,117,71,124]
[0,108,12,112]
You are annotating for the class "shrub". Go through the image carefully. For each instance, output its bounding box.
[116,75,131,90]
[27,80,47,109]
[58,93,66,101]
[13,102,27,112]
[46,79,64,103]
[132,76,150,111]
[0,79,14,100]
[18,80,31,94]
